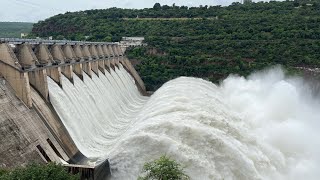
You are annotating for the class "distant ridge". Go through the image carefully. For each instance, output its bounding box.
[0,22,33,38]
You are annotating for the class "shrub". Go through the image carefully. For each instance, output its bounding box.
[0,169,9,177]
[138,155,189,180]
[0,163,79,180]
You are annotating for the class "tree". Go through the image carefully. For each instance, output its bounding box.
[153,3,161,10]
[0,169,8,177]
[162,5,170,10]
[244,0,253,4]
[138,155,189,180]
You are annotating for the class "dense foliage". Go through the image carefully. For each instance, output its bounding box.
[0,22,33,38]
[32,0,320,90]
[0,163,79,180]
[138,156,189,180]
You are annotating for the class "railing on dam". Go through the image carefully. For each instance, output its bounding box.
[0,38,117,45]
[0,38,122,70]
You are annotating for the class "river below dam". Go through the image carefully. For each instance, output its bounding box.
[48,65,320,180]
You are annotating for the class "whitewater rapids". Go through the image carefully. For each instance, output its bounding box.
[48,65,320,180]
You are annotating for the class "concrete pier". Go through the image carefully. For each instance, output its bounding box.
[96,45,106,74]
[73,44,84,61]
[89,45,99,76]
[47,67,62,86]
[16,43,39,69]
[50,44,65,64]
[61,65,73,83]
[73,63,83,80]
[28,69,49,101]
[102,44,111,70]
[62,44,76,63]
[34,44,52,65]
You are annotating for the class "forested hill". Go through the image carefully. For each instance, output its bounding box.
[0,22,33,38]
[32,1,320,91]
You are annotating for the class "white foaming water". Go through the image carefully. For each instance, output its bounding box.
[48,66,320,180]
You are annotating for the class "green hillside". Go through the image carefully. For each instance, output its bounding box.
[31,1,320,90]
[0,22,33,38]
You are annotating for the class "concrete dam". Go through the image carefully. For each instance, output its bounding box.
[0,38,147,179]
[1,39,320,180]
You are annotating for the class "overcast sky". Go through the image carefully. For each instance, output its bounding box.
[1,0,268,22]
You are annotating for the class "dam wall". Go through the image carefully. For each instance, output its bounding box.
[0,38,146,179]
[0,78,69,167]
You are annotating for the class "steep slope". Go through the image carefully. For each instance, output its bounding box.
[31,1,320,91]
